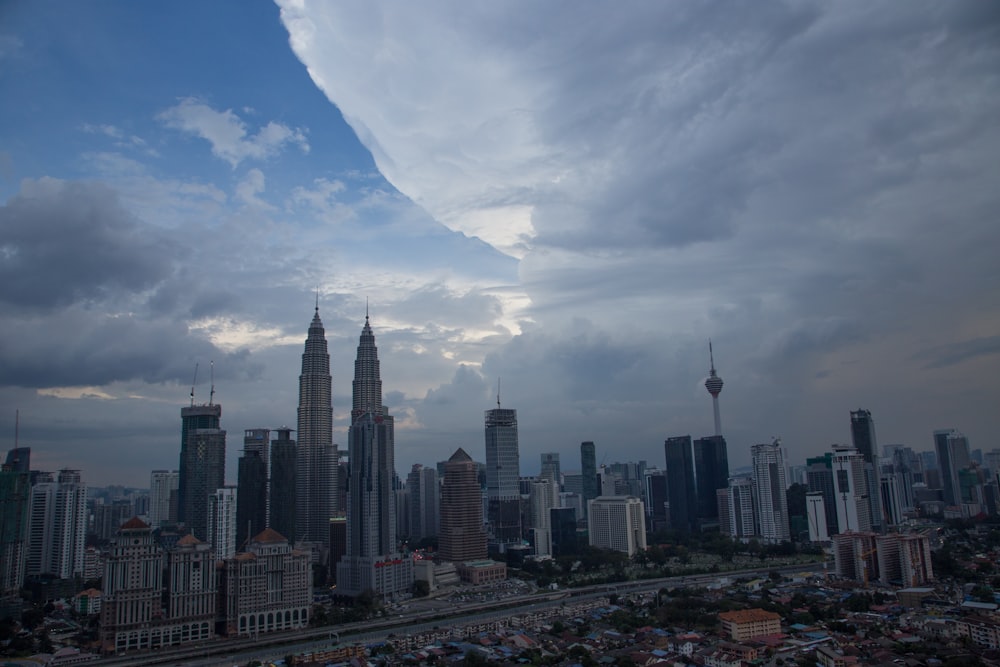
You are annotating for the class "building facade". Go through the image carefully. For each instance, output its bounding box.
[439,448,488,563]
[26,469,87,580]
[665,436,697,533]
[580,442,598,519]
[486,407,521,548]
[268,428,296,543]
[694,435,729,525]
[296,307,337,552]
[178,403,226,542]
[751,441,790,543]
[587,496,646,556]
[148,470,178,528]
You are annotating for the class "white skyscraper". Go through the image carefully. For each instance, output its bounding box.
[208,487,238,559]
[149,470,179,528]
[751,441,790,543]
[726,475,756,540]
[26,469,87,580]
[831,445,872,533]
[528,478,554,557]
[587,496,646,556]
[806,491,830,542]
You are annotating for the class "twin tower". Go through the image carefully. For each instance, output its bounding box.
[296,306,412,597]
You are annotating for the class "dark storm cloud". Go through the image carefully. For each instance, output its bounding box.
[0,178,174,309]
[913,336,1000,370]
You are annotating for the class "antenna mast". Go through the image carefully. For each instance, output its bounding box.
[209,360,216,407]
[190,363,199,407]
[496,377,501,408]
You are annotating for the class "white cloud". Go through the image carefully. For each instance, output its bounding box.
[158,97,309,168]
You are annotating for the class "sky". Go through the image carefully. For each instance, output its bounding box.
[1,1,999,488]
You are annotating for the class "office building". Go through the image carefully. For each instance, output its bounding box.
[551,507,578,557]
[217,528,311,637]
[149,470,179,528]
[540,453,561,507]
[751,441,790,543]
[178,401,225,542]
[26,469,87,580]
[486,406,521,548]
[664,435,697,533]
[268,428,296,543]
[296,306,337,550]
[406,464,439,541]
[694,435,729,524]
[588,496,646,556]
[644,469,668,532]
[0,464,31,597]
[527,479,554,557]
[336,316,412,597]
[934,429,971,507]
[439,448,488,563]
[236,447,267,548]
[850,409,884,531]
[580,442,598,518]
[806,453,839,536]
[806,492,829,542]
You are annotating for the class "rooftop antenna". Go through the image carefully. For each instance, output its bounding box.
[366,297,369,320]
[497,377,501,408]
[209,360,216,407]
[315,287,319,312]
[190,363,199,407]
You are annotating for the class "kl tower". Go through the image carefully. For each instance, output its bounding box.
[705,341,724,436]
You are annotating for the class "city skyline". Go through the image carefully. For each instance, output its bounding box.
[2,3,999,487]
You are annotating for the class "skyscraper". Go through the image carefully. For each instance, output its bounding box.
[704,342,724,436]
[236,446,267,548]
[693,435,729,524]
[664,435,697,533]
[439,448,487,563]
[178,402,225,542]
[296,306,336,550]
[268,428,296,543]
[806,453,839,535]
[540,452,562,508]
[149,470,179,528]
[850,409,884,531]
[406,464,439,541]
[336,316,412,597]
[580,441,598,519]
[751,441,790,543]
[26,469,87,579]
[0,462,31,597]
[831,445,872,533]
[486,404,521,548]
[934,428,971,507]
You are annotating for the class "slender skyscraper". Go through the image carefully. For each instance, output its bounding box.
[486,396,521,548]
[337,315,412,597]
[664,436,697,533]
[580,441,598,519]
[705,341,724,437]
[268,428,296,543]
[850,409,883,531]
[178,398,225,543]
[694,435,729,524]
[751,440,790,543]
[934,428,971,507]
[296,305,336,550]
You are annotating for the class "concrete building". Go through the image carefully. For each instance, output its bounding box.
[751,441,790,543]
[726,475,756,540]
[217,528,311,637]
[26,469,87,580]
[439,448,488,563]
[208,486,238,559]
[718,608,781,640]
[831,445,872,533]
[148,470,178,528]
[587,496,646,556]
[268,428,296,544]
[486,406,521,548]
[806,491,830,542]
[178,402,226,543]
[833,531,879,583]
[580,442,598,519]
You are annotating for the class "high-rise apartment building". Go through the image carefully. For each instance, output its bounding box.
[587,496,646,556]
[26,469,87,580]
[486,406,521,547]
[149,470,179,528]
[850,409,884,531]
[527,479,554,557]
[178,402,225,542]
[751,441,790,543]
[643,469,668,532]
[439,448,487,563]
[693,435,729,524]
[726,475,756,540]
[934,429,971,507]
[208,487,237,560]
[806,453,839,536]
[296,306,337,550]
[831,445,872,533]
[336,316,412,597]
[268,428,296,543]
[580,442,598,519]
[664,436,697,533]
[805,492,829,542]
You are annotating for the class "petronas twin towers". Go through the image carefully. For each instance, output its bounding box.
[296,306,413,596]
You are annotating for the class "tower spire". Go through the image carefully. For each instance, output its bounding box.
[704,340,724,436]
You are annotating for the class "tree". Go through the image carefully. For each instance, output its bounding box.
[412,579,430,597]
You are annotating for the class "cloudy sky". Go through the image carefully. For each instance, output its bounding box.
[1,2,998,487]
